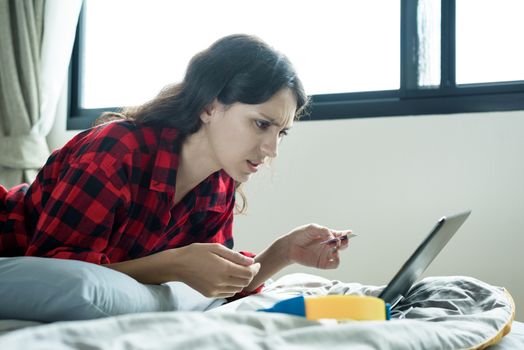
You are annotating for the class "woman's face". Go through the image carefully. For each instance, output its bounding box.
[203,88,297,182]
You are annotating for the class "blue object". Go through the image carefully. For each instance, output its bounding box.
[260,295,392,321]
[259,295,306,317]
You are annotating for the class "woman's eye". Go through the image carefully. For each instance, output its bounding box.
[255,120,271,130]
[254,120,289,138]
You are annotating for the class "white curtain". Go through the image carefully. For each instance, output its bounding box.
[0,0,82,188]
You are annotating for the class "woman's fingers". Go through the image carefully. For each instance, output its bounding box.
[178,243,262,297]
[331,230,352,249]
[327,254,340,269]
[225,261,260,279]
[322,248,340,269]
[211,244,255,266]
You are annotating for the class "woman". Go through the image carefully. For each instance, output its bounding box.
[0,34,351,299]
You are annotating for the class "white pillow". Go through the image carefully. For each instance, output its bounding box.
[0,257,225,322]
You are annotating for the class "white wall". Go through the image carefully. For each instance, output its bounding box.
[48,102,524,321]
[232,111,524,321]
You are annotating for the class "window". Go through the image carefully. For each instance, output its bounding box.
[68,0,524,130]
[455,0,524,84]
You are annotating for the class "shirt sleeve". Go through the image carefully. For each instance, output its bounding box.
[25,158,129,264]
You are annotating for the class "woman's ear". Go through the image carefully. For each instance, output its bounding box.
[200,99,219,124]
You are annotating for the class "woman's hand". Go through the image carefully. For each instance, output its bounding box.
[237,224,351,292]
[165,243,261,298]
[282,223,351,269]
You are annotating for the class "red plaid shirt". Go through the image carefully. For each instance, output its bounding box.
[0,120,246,265]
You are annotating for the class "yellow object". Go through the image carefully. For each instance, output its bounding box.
[304,295,387,321]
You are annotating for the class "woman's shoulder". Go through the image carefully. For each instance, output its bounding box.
[70,120,168,153]
[53,121,159,170]
[87,119,142,144]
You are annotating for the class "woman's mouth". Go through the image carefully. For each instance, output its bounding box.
[246,160,261,172]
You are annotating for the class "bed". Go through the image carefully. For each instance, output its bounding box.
[0,258,521,349]
[0,314,523,349]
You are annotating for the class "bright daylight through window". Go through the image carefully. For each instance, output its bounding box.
[80,0,400,109]
[455,0,524,84]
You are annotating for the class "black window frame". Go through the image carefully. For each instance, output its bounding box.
[68,0,524,130]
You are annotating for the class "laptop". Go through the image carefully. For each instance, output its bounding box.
[378,210,471,309]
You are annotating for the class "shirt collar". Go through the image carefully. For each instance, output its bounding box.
[149,127,234,214]
[194,170,234,213]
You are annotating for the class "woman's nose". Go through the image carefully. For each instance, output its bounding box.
[260,134,279,158]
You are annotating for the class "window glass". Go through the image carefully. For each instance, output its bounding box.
[456,0,524,84]
[81,0,400,108]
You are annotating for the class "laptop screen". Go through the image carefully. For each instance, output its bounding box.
[378,211,471,308]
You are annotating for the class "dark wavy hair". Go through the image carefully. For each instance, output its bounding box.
[96,34,310,212]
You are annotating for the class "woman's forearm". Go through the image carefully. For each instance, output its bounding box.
[103,250,175,285]
[104,240,290,293]
[244,236,292,292]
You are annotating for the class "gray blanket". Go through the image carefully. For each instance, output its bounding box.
[0,273,515,349]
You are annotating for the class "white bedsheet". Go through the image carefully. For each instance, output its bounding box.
[1,315,522,349]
